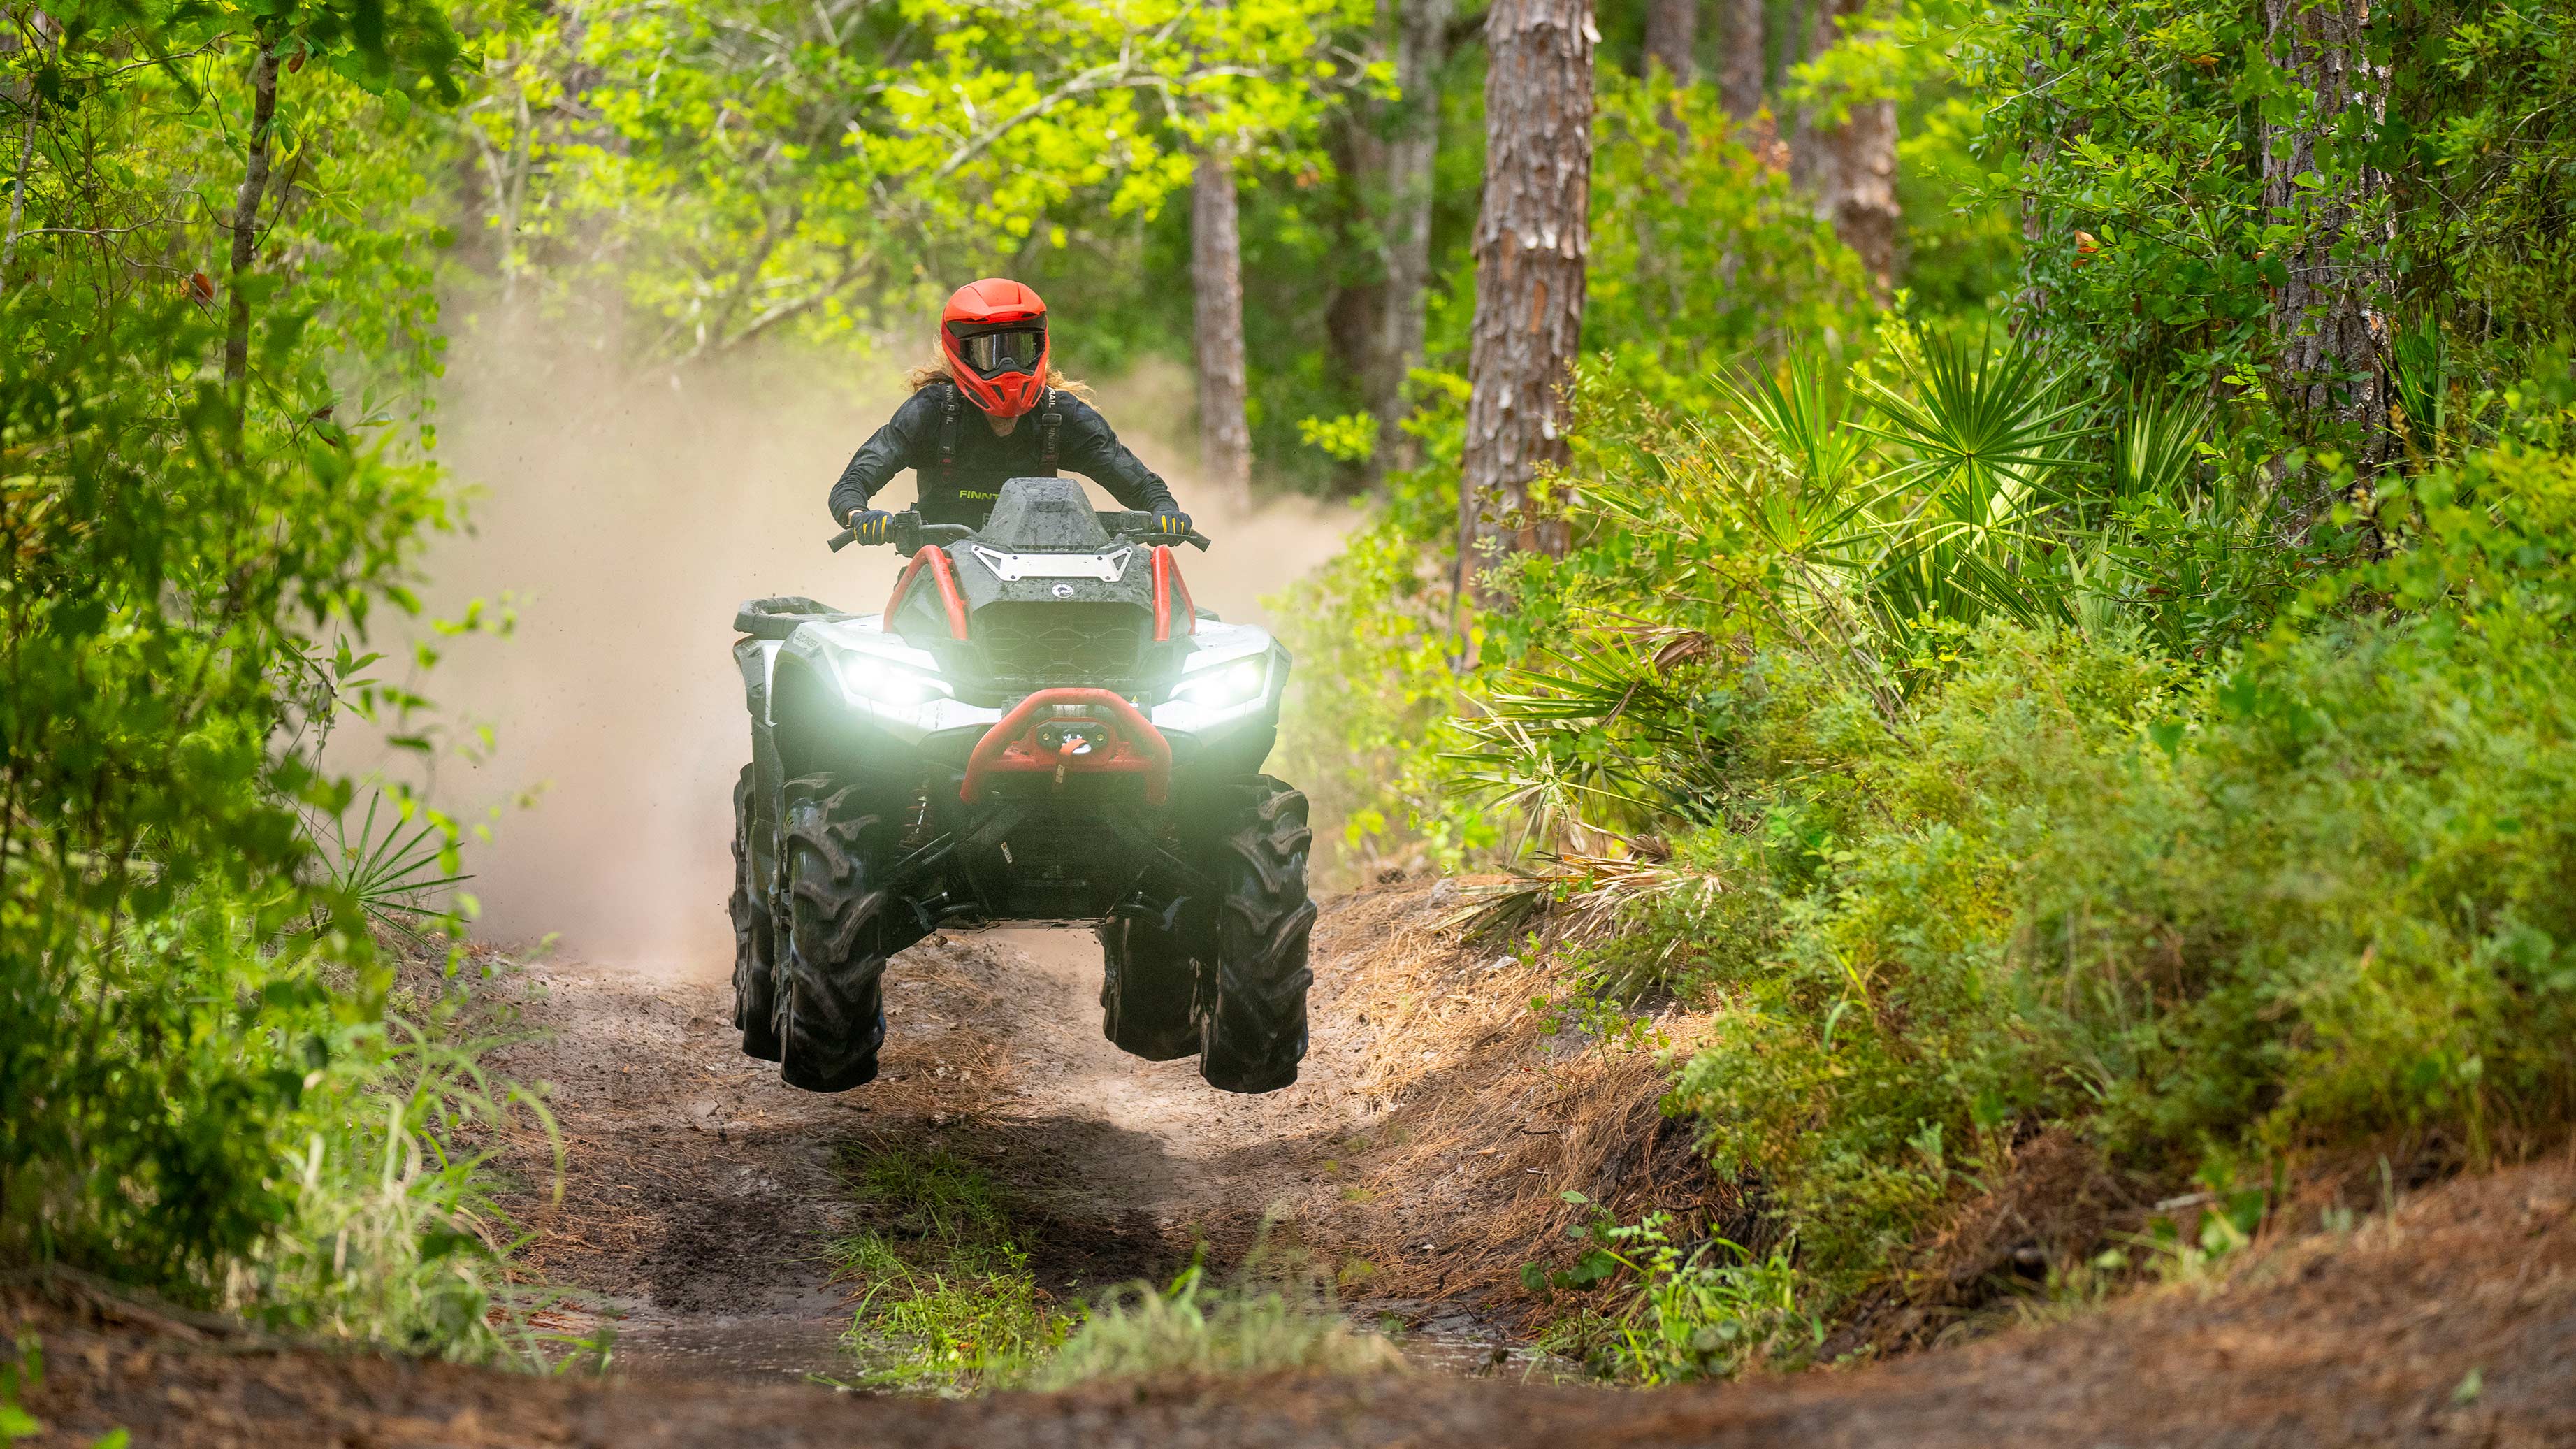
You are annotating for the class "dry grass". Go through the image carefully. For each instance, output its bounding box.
[1298,883,1741,1319]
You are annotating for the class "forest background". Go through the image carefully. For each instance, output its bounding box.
[4,0,2576,1385]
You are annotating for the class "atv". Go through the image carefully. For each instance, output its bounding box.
[725,476,1312,1095]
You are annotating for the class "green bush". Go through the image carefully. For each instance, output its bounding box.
[1528,1195,1819,1385]
[1660,433,2576,1297]
[0,8,553,1362]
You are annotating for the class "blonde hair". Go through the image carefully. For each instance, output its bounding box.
[905,353,1094,402]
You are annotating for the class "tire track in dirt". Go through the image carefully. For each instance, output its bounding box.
[487,917,1384,1383]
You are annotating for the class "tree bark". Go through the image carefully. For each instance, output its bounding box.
[1,84,32,297]
[1,8,44,298]
[224,38,281,394]
[1369,0,1454,481]
[1190,145,1252,498]
[1718,0,1762,120]
[1788,0,1897,294]
[1459,0,1593,603]
[2262,0,2390,480]
[1642,0,1696,82]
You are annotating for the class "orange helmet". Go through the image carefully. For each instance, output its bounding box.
[939,278,1050,419]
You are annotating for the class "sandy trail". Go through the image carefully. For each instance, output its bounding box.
[484,919,1388,1383]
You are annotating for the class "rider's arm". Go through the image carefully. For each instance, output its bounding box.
[827,390,941,524]
[1057,398,1180,514]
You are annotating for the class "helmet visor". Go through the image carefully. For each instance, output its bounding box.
[954,325,1045,377]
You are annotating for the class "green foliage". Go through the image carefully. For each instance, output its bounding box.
[456,0,1373,360]
[1528,1196,1820,1385]
[830,1144,1071,1390]
[1027,1256,1401,1387]
[0,0,548,1364]
[1974,0,2576,404]
[1648,414,2576,1294]
[1583,72,1875,411]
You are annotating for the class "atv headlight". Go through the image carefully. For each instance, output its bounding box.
[835,651,950,706]
[1176,656,1267,709]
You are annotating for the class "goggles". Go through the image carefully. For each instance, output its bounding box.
[951,324,1045,377]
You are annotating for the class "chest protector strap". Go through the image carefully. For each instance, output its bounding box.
[1038,389,1062,477]
[937,384,961,482]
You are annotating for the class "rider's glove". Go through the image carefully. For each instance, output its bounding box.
[1148,508,1192,538]
[846,507,892,545]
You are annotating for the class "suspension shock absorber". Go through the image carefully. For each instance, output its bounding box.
[900,785,932,848]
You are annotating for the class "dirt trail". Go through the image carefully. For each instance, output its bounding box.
[13,889,2576,1445]
[16,1147,2576,1446]
[484,917,1397,1383]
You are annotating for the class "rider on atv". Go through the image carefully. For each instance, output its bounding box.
[830,278,1196,539]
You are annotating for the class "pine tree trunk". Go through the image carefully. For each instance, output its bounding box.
[1369,0,1454,480]
[1459,0,1593,603]
[1191,146,1252,498]
[1718,0,1763,120]
[1642,0,1696,82]
[225,38,280,395]
[1787,0,1897,294]
[2262,0,2390,480]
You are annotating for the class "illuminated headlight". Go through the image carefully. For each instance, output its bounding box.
[835,651,950,705]
[1177,657,1267,709]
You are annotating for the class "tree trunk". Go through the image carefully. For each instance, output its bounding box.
[1788,0,1897,294]
[1370,0,1454,481]
[1,8,45,298]
[1459,0,1593,604]
[1191,146,1252,498]
[1642,0,1696,82]
[1,85,32,298]
[2262,0,2390,480]
[225,38,281,395]
[1718,0,1762,120]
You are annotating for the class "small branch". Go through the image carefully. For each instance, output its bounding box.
[224,36,281,397]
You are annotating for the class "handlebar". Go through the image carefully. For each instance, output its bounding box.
[828,510,1213,554]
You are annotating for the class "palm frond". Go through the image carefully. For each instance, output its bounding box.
[2109,391,2210,505]
[312,790,471,936]
[1855,328,2093,487]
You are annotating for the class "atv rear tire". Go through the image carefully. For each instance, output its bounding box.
[774,779,914,1092]
[730,765,783,1060]
[1196,777,1315,1093]
[1100,911,1201,1061]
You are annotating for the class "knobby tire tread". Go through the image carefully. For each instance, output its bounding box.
[775,777,917,1092]
[730,765,782,1061]
[1198,776,1315,1093]
[1099,915,1200,1060]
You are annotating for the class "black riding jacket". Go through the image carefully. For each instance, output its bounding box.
[827,381,1180,528]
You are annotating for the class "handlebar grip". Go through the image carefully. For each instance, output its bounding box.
[827,526,858,553]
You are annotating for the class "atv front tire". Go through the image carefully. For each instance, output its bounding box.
[1100,910,1200,1060]
[774,779,916,1092]
[729,765,782,1061]
[1196,777,1315,1093]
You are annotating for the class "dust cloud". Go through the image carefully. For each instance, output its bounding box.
[386,311,1354,979]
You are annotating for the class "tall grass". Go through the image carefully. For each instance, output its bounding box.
[230,1006,579,1366]
[1029,1257,1403,1387]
